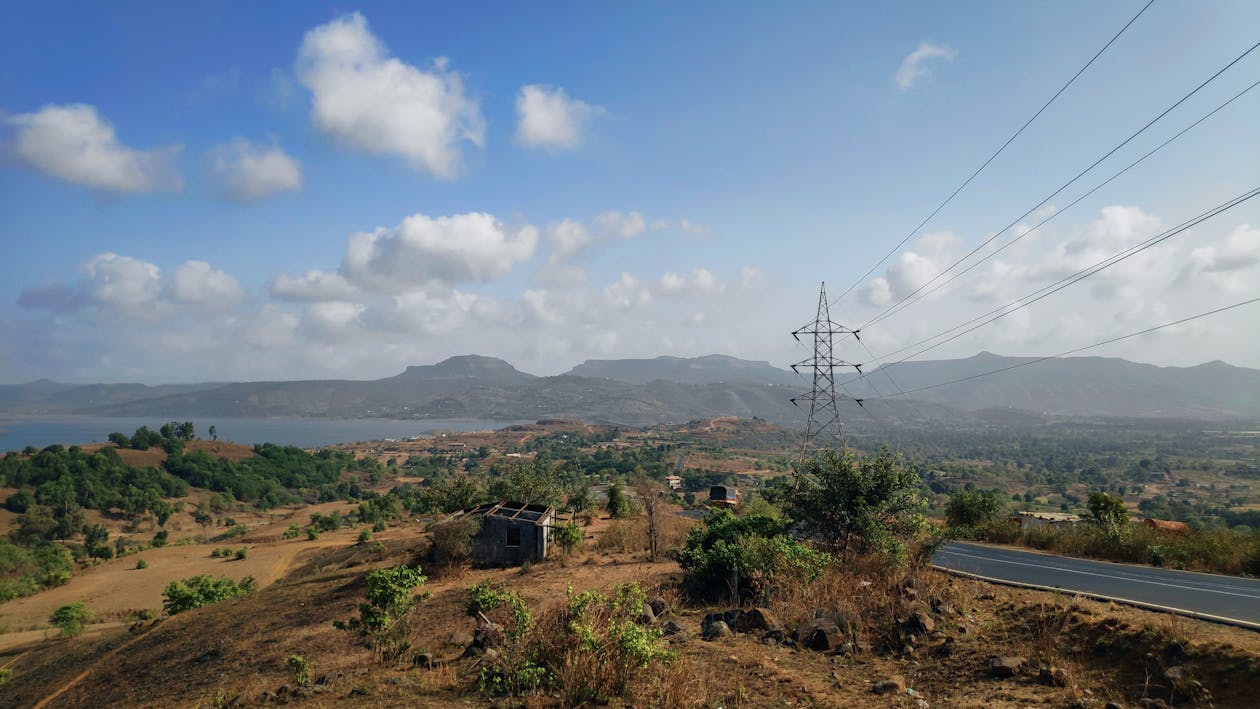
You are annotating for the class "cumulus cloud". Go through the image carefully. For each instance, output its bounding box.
[515,84,600,150]
[206,139,302,202]
[546,219,595,258]
[343,212,539,290]
[295,13,484,178]
[895,41,957,90]
[271,270,359,302]
[169,261,245,309]
[5,104,182,193]
[859,230,961,306]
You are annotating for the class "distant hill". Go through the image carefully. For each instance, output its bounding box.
[567,354,798,386]
[3,352,1257,424]
[848,352,1260,419]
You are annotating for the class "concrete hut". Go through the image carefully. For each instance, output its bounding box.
[457,501,556,566]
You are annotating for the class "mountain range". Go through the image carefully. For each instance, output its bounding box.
[2,352,1257,425]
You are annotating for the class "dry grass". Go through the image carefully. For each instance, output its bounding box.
[595,512,692,555]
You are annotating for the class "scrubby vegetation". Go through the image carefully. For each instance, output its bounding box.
[161,574,257,615]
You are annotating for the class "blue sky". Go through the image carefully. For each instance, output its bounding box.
[1,0,1257,383]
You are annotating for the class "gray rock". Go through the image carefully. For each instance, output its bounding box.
[648,597,669,617]
[702,620,732,639]
[872,675,906,694]
[989,656,1025,678]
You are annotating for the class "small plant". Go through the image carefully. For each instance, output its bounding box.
[369,540,386,556]
[282,524,301,540]
[465,581,532,639]
[285,654,311,687]
[306,528,320,541]
[358,529,372,545]
[49,602,92,637]
[0,668,11,687]
[135,559,148,570]
[151,530,169,548]
[234,547,248,560]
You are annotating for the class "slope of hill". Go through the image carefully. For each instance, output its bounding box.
[567,354,798,385]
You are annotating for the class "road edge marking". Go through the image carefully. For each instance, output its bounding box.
[931,565,1260,633]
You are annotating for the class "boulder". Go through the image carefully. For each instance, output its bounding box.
[662,620,687,636]
[648,597,669,617]
[989,656,1026,678]
[1039,666,1070,687]
[638,602,657,624]
[472,622,505,649]
[735,608,782,633]
[449,631,473,647]
[906,611,935,634]
[795,618,844,652]
[702,620,732,640]
[872,675,906,694]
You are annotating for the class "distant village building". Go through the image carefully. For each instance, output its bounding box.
[665,474,682,491]
[708,485,739,508]
[455,501,556,566]
[1012,511,1082,529]
[1142,518,1190,534]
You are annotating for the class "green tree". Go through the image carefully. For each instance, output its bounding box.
[342,565,430,661]
[1087,491,1130,535]
[49,602,92,637]
[208,424,218,441]
[783,449,927,560]
[945,488,1005,529]
[606,480,632,519]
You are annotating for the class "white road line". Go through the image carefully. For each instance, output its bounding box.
[935,549,1260,600]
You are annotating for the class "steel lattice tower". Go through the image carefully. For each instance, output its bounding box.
[791,282,862,460]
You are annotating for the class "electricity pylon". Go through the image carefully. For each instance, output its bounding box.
[790,282,862,461]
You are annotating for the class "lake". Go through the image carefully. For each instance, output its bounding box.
[0,416,519,452]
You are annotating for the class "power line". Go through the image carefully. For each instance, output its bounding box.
[864,76,1260,330]
[845,185,1260,384]
[859,296,1260,402]
[858,39,1260,330]
[831,0,1157,304]
[875,183,1260,363]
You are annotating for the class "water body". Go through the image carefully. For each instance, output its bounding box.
[0,416,519,452]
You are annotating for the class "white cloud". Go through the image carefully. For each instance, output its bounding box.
[895,41,957,90]
[594,210,647,238]
[344,212,539,290]
[515,84,600,150]
[546,219,595,258]
[5,104,182,193]
[271,270,359,302]
[82,253,164,314]
[679,218,713,236]
[169,261,244,309]
[295,12,484,178]
[206,139,302,202]
[859,230,961,306]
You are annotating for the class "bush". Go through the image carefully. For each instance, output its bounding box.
[678,509,831,602]
[162,574,256,614]
[784,449,926,561]
[135,559,148,570]
[282,524,301,540]
[465,581,531,637]
[151,530,169,548]
[429,516,481,565]
[286,655,311,687]
[945,488,1005,529]
[49,601,92,637]
[606,481,634,519]
[234,547,248,560]
[552,521,583,555]
[342,565,431,661]
[357,529,372,545]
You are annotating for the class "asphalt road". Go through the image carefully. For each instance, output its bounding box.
[933,541,1260,629]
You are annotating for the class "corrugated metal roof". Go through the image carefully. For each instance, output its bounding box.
[459,500,555,523]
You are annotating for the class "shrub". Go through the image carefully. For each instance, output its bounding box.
[135,559,148,570]
[234,547,248,560]
[465,581,531,638]
[151,530,169,548]
[606,481,634,519]
[49,601,92,637]
[357,529,372,545]
[309,512,341,532]
[0,667,11,687]
[282,524,301,540]
[341,565,431,661]
[429,516,481,565]
[678,509,831,602]
[552,521,583,555]
[945,488,1005,529]
[286,655,311,687]
[784,449,926,561]
[306,528,320,541]
[162,574,256,614]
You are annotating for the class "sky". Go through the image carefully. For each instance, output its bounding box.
[1,0,1258,384]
